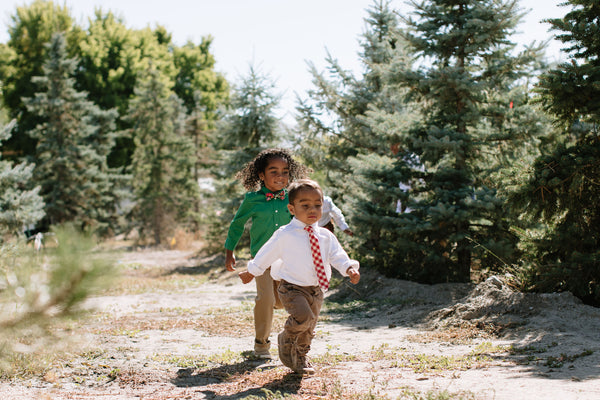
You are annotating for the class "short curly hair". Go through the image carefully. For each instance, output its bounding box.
[236,148,311,191]
[288,179,323,204]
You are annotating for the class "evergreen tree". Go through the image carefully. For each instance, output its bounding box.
[206,65,283,252]
[0,0,81,161]
[218,64,281,150]
[512,0,600,305]
[0,120,45,237]
[126,65,198,246]
[295,1,419,271]
[349,0,550,283]
[23,33,124,234]
[296,0,401,179]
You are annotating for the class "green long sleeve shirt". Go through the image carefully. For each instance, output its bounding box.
[224,187,291,257]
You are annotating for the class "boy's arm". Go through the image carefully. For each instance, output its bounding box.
[328,198,351,232]
[224,194,253,251]
[326,232,360,280]
[246,229,283,276]
[225,249,236,271]
[224,194,253,270]
[239,270,255,284]
[346,266,360,284]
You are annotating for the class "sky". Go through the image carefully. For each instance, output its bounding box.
[1,0,569,124]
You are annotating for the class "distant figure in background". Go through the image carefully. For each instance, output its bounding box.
[318,195,353,236]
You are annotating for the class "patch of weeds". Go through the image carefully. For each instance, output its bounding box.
[311,352,358,367]
[111,328,141,338]
[240,388,293,399]
[151,354,210,369]
[398,387,477,399]
[80,349,107,360]
[508,344,548,355]
[152,349,245,369]
[545,350,594,369]
[0,351,55,379]
[471,342,509,355]
[365,344,492,373]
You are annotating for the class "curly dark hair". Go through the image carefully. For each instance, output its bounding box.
[236,148,311,191]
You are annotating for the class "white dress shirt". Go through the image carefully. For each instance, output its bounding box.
[247,218,359,290]
[317,195,350,231]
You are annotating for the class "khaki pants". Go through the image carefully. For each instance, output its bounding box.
[276,280,324,366]
[253,267,282,351]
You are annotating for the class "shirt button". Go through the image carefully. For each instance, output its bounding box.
[275,210,278,213]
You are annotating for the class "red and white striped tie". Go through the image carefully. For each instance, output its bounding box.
[304,225,329,291]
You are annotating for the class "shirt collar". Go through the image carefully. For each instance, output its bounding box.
[260,186,287,196]
[290,217,318,230]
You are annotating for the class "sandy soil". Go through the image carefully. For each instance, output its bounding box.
[1,246,599,399]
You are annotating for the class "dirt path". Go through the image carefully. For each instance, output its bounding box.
[1,247,599,399]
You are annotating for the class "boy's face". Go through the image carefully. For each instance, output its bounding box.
[288,188,323,225]
[259,157,289,192]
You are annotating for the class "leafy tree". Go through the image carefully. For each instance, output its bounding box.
[76,14,177,168]
[0,0,82,160]
[23,33,124,234]
[126,65,198,245]
[0,120,45,237]
[512,0,600,305]
[173,39,229,231]
[173,38,229,114]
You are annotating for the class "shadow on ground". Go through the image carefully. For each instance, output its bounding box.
[172,360,303,399]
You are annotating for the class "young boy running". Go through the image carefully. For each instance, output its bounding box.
[239,179,360,375]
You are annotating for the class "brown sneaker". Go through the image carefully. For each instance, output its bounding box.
[254,339,272,359]
[254,347,272,359]
[278,332,294,368]
[294,356,315,375]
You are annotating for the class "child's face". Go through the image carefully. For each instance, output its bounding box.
[259,157,289,192]
[287,188,323,226]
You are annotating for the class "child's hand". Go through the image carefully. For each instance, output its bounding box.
[239,270,255,284]
[346,267,360,284]
[225,250,236,271]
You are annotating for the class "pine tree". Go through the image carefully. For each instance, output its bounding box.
[23,33,124,234]
[295,1,423,274]
[348,0,551,283]
[126,64,198,246]
[218,64,281,150]
[512,0,600,305]
[206,64,283,252]
[296,1,402,178]
[0,0,79,161]
[0,120,45,237]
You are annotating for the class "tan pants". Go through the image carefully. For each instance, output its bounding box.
[253,268,282,351]
[276,280,324,366]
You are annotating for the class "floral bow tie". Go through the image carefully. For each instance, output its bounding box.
[265,190,286,201]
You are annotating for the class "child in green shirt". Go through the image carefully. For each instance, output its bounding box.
[225,148,309,359]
